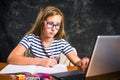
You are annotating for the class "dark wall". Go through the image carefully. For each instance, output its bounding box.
[0,0,120,62]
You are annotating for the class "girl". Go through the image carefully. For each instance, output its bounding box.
[7,6,89,71]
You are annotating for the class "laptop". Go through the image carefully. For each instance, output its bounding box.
[86,35,120,78]
[52,70,85,80]
[52,35,120,80]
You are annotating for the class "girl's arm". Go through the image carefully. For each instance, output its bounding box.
[7,44,57,67]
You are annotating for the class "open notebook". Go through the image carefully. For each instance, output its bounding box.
[0,64,67,75]
[86,35,120,77]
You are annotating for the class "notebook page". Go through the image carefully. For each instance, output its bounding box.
[0,64,67,74]
[35,64,67,74]
[0,64,36,74]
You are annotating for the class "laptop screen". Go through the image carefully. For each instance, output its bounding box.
[86,35,120,77]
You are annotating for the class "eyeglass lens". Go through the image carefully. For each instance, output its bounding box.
[45,21,61,30]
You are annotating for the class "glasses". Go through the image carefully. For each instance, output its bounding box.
[44,21,61,30]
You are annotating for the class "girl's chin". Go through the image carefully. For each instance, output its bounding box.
[47,36,54,38]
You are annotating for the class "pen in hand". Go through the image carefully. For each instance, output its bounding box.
[50,51,54,59]
[50,51,58,63]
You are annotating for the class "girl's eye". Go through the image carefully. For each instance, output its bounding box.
[47,22,54,25]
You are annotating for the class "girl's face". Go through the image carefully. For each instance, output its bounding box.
[42,15,62,39]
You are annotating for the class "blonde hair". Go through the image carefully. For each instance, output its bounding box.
[26,6,67,40]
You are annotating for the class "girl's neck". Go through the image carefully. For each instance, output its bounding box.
[40,36,54,47]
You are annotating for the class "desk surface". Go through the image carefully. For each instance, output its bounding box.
[1,62,120,80]
[0,63,12,80]
[86,71,120,80]
[0,62,80,80]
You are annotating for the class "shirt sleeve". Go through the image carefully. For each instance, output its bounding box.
[61,39,73,55]
[19,35,30,49]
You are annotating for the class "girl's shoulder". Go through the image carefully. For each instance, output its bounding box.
[54,38,65,42]
[54,39,68,44]
[24,34,39,39]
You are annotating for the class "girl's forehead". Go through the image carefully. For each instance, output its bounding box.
[46,15,62,22]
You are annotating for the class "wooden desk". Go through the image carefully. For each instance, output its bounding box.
[0,63,12,80]
[1,63,120,80]
[0,62,80,80]
[86,71,120,80]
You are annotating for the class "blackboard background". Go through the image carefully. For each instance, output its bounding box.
[0,0,120,62]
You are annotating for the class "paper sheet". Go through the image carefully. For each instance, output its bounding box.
[0,64,67,74]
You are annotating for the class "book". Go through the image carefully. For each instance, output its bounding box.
[0,64,67,74]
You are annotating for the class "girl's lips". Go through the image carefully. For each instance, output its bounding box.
[50,32,55,35]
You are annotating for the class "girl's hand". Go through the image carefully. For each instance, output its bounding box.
[81,57,89,71]
[77,57,89,71]
[39,58,57,67]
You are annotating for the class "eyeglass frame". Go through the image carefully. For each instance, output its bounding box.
[44,21,62,30]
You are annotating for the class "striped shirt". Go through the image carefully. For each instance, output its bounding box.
[19,34,73,60]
